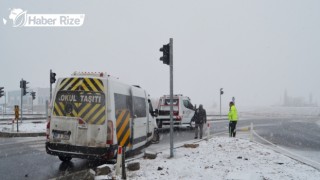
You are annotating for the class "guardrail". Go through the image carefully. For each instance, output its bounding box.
[0,116,47,121]
[207,115,228,121]
[1,113,45,116]
[207,114,228,117]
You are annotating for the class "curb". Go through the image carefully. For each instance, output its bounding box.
[0,131,46,137]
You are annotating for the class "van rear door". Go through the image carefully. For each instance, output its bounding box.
[51,77,107,147]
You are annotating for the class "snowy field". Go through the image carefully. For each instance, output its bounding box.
[208,106,320,119]
[122,137,320,180]
[0,120,46,133]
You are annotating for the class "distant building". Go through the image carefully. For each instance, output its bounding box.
[283,90,317,107]
[7,87,52,108]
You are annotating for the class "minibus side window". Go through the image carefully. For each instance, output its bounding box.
[114,93,132,118]
[133,97,146,118]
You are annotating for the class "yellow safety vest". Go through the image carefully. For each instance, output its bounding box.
[228,105,238,121]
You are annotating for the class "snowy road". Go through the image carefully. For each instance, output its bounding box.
[0,137,105,180]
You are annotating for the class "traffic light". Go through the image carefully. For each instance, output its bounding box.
[0,87,4,98]
[31,92,36,100]
[20,80,29,96]
[220,88,224,95]
[50,71,56,84]
[159,44,170,65]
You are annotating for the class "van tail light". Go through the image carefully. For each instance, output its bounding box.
[46,120,50,141]
[176,116,181,121]
[106,120,113,145]
[173,111,179,116]
[78,118,85,124]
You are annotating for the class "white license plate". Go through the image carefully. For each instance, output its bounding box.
[53,130,70,140]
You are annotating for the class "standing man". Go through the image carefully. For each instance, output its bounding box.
[194,104,207,139]
[228,101,238,137]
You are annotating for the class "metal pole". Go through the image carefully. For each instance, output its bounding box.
[169,38,174,158]
[45,100,48,118]
[220,93,221,118]
[4,92,6,114]
[122,146,126,180]
[16,106,19,132]
[21,79,23,123]
[50,69,52,101]
[32,96,33,114]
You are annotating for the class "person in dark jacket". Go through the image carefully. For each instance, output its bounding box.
[194,104,207,139]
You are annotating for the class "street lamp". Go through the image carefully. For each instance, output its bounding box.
[220,88,224,117]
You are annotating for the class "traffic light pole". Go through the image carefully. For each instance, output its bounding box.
[220,93,221,118]
[31,96,33,114]
[4,92,6,114]
[21,79,23,123]
[169,38,174,158]
[50,69,52,101]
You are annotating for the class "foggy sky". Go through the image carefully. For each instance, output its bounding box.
[1,0,320,110]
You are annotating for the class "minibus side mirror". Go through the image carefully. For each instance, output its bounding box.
[154,109,159,117]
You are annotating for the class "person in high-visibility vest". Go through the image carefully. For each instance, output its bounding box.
[228,101,238,137]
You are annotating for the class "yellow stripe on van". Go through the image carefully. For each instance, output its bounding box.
[122,130,131,147]
[96,115,106,125]
[116,109,131,147]
[81,83,89,91]
[88,106,106,124]
[59,78,70,90]
[82,104,100,122]
[78,103,92,117]
[85,78,98,92]
[117,115,130,139]
[53,102,63,116]
[71,79,84,91]
[94,79,105,92]
[59,78,104,92]
[116,111,126,127]
[63,78,78,91]
[53,78,106,124]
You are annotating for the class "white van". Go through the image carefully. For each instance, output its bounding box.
[46,72,159,162]
[156,94,195,128]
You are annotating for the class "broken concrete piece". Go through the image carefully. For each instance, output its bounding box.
[184,144,199,148]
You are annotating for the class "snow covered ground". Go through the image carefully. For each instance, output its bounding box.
[120,137,320,180]
[0,120,46,133]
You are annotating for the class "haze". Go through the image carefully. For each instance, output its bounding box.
[1,0,319,110]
